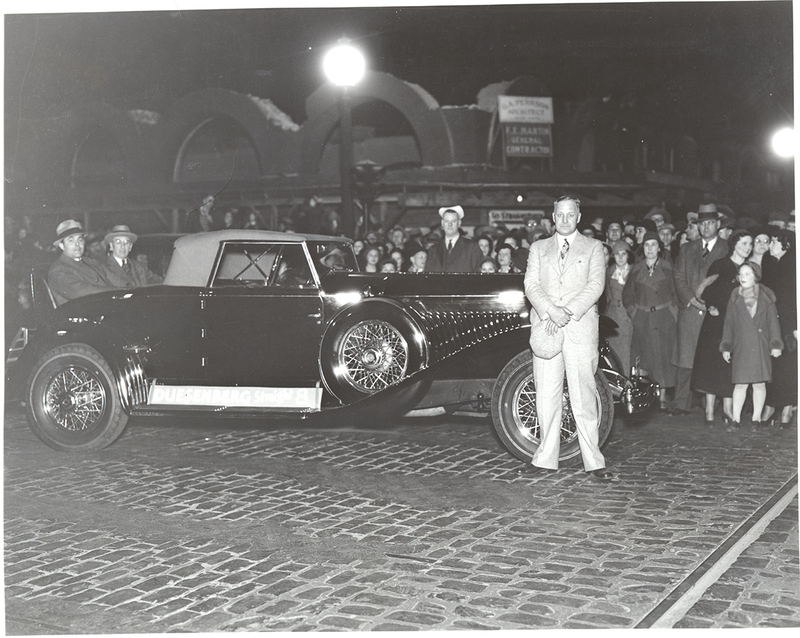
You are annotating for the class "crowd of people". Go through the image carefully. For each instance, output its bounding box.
[4,195,797,432]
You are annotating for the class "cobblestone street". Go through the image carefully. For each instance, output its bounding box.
[4,405,799,632]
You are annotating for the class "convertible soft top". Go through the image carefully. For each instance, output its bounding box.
[162,230,349,287]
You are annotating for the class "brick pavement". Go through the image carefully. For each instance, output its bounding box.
[4,408,799,632]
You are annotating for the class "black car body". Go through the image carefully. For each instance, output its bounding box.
[6,230,657,461]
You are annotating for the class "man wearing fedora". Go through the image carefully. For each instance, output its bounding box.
[47,220,114,306]
[672,203,729,415]
[101,225,162,289]
[425,206,482,273]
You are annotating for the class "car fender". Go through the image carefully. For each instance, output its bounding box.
[318,298,429,403]
[12,320,146,414]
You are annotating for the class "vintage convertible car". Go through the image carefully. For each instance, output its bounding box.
[6,229,657,464]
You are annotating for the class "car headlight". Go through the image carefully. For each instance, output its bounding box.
[497,290,525,305]
[332,292,362,306]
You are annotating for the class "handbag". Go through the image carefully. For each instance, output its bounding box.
[529,320,564,360]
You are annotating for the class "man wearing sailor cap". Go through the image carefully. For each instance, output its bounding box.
[425,206,482,273]
[47,219,114,306]
[100,225,162,289]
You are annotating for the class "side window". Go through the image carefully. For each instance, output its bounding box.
[271,244,314,287]
[212,243,279,287]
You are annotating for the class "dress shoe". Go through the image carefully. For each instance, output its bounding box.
[587,468,616,481]
[704,414,715,424]
[516,464,555,476]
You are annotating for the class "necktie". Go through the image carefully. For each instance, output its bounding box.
[447,240,453,253]
[560,239,570,260]
[123,260,132,274]
[702,242,709,258]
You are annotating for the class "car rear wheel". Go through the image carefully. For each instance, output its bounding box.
[491,350,614,467]
[26,344,128,452]
[320,304,426,406]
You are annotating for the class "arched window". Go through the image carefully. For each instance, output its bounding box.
[174,115,260,183]
[71,127,127,186]
[318,99,421,178]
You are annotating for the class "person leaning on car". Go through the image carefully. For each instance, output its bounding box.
[100,225,163,289]
[47,219,115,306]
[425,206,483,273]
[523,196,615,482]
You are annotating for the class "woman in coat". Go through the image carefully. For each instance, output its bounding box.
[763,229,797,425]
[692,229,753,423]
[623,232,677,410]
[604,240,634,376]
[720,261,783,426]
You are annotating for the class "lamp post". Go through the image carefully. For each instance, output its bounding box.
[323,39,365,239]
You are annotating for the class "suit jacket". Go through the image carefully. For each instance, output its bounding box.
[47,253,114,306]
[672,237,728,367]
[524,232,606,346]
[102,254,163,289]
[426,236,482,273]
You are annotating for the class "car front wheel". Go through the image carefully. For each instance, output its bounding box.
[26,344,128,452]
[491,350,614,466]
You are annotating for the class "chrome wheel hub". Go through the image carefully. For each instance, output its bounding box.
[44,366,106,432]
[340,320,408,392]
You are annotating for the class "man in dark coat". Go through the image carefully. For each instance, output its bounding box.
[425,206,482,273]
[101,225,163,289]
[672,203,729,414]
[47,220,114,306]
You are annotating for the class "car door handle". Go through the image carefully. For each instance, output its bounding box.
[309,312,322,318]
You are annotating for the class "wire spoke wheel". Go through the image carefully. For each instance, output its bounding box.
[338,320,408,393]
[511,374,578,446]
[43,365,107,432]
[492,350,614,466]
[27,344,128,451]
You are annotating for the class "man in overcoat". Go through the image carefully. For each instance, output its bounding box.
[524,196,614,481]
[47,220,114,306]
[101,225,162,289]
[671,204,728,414]
[425,206,482,273]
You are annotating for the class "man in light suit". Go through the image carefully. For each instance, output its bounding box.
[425,206,482,273]
[101,225,163,289]
[523,196,614,481]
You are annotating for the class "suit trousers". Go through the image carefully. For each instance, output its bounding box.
[531,335,605,471]
[673,366,694,411]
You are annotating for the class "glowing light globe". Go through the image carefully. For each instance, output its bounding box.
[771,127,795,158]
[323,40,365,87]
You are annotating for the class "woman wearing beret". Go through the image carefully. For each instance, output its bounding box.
[623,232,677,410]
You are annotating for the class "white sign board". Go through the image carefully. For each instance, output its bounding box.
[498,96,554,124]
[489,210,546,225]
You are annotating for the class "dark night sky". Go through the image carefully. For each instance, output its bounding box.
[4,2,794,149]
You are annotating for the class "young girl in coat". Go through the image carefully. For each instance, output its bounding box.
[720,261,783,426]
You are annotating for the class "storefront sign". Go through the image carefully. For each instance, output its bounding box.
[502,124,553,157]
[498,96,553,123]
[489,210,546,225]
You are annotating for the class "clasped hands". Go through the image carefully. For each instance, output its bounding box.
[545,305,573,335]
[689,296,706,311]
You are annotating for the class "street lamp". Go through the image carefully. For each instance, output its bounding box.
[771,126,795,158]
[323,39,366,238]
